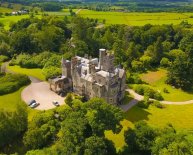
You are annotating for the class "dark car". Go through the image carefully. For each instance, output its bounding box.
[28,99,36,106]
[52,101,60,107]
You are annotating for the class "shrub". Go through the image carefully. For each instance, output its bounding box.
[42,66,61,80]
[126,72,144,84]
[134,85,163,101]
[152,101,165,109]
[0,73,30,95]
[160,57,171,68]
[0,55,9,63]
[9,52,55,69]
[137,100,150,109]
[163,88,169,93]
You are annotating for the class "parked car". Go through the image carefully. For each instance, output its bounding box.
[52,101,60,107]
[28,99,36,106]
[30,102,40,108]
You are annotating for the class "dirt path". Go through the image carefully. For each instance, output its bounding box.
[76,9,82,14]
[120,89,193,111]
[127,89,193,104]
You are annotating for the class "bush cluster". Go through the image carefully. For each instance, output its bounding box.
[134,85,163,100]
[126,72,144,84]
[10,52,53,68]
[10,52,62,80]
[0,55,9,63]
[138,99,164,109]
[0,73,30,95]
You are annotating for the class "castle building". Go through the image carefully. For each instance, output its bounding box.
[49,49,126,105]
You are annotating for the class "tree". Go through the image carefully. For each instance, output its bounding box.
[23,111,59,149]
[152,125,193,155]
[83,98,123,136]
[11,30,37,54]
[35,26,65,52]
[167,51,193,90]
[123,121,157,154]
[84,136,115,155]
[0,105,27,147]
[65,93,73,108]
[145,37,163,64]
[160,57,171,68]
[139,55,153,69]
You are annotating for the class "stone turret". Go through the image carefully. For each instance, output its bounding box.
[61,57,71,78]
[99,49,115,73]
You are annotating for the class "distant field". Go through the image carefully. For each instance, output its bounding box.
[78,9,193,26]
[0,7,12,13]
[0,14,41,30]
[139,69,193,101]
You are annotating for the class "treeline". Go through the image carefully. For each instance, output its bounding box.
[0,15,192,89]
[4,0,193,12]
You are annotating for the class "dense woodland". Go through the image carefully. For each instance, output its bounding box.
[0,15,192,89]
[2,0,193,12]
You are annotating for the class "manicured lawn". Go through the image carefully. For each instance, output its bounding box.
[0,86,38,121]
[107,103,193,149]
[125,104,193,131]
[78,9,193,26]
[0,87,24,111]
[139,69,193,101]
[8,65,45,81]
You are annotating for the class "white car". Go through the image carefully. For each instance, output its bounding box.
[30,102,40,108]
[52,101,60,107]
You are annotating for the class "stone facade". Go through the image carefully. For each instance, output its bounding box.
[49,49,126,105]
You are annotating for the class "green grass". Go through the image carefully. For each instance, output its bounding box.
[125,104,193,130]
[0,86,38,122]
[8,65,45,81]
[78,9,193,26]
[0,87,24,111]
[105,119,133,150]
[0,14,41,30]
[139,69,193,101]
[0,7,12,13]
[107,102,193,149]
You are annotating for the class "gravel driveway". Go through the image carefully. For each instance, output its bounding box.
[21,80,65,110]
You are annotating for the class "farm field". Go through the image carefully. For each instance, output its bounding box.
[8,65,45,81]
[0,14,41,30]
[0,7,12,13]
[139,69,193,101]
[78,9,193,26]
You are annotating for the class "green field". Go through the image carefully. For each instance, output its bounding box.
[107,102,193,149]
[8,65,45,81]
[0,7,12,13]
[0,14,41,30]
[139,69,193,101]
[78,9,193,26]
[125,104,193,130]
